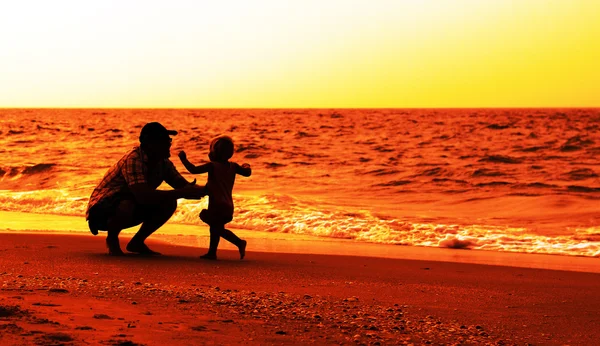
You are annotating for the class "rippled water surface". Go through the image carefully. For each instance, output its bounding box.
[1,108,600,256]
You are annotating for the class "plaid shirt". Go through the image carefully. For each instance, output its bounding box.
[85,146,187,219]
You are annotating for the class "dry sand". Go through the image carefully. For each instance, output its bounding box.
[1,232,600,345]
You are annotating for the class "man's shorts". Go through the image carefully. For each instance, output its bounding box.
[87,193,147,234]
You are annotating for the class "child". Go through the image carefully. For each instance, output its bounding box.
[178,135,251,260]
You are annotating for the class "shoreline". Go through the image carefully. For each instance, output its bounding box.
[1,232,600,345]
[1,210,599,274]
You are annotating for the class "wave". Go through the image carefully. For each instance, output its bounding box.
[562,168,598,181]
[567,186,600,193]
[0,163,56,178]
[523,182,558,189]
[296,131,318,138]
[472,169,505,177]
[479,155,523,164]
[518,146,549,152]
[486,123,513,130]
[365,169,400,176]
[419,167,446,176]
[373,180,412,187]
[560,136,594,152]
[2,190,599,257]
[475,181,511,187]
[265,162,286,168]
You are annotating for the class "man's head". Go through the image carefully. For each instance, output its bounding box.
[139,122,177,159]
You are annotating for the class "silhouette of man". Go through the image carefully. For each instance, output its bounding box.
[86,122,206,255]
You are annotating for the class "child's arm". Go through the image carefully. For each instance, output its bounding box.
[178,151,212,174]
[236,163,252,177]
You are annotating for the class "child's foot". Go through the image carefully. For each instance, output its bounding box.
[200,253,217,260]
[239,240,247,260]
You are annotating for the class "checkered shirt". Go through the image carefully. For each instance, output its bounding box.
[85,146,186,219]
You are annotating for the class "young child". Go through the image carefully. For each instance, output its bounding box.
[178,135,251,260]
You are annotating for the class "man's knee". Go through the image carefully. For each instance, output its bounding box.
[106,200,138,230]
[115,200,136,218]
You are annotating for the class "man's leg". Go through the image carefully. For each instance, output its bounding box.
[105,200,138,256]
[126,199,177,255]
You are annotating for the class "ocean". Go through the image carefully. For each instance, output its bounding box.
[1,108,600,257]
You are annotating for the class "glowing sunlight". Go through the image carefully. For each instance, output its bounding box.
[0,0,598,107]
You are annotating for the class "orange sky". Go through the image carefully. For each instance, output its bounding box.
[0,0,598,108]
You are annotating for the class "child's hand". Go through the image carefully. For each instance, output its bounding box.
[242,163,251,169]
[178,151,187,160]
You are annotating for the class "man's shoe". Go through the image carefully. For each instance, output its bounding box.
[106,239,124,256]
[199,253,217,260]
[126,242,161,256]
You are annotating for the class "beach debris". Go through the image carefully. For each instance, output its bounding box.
[32,302,61,307]
[35,332,74,343]
[0,304,26,317]
[93,313,114,320]
[48,288,69,293]
[0,266,514,346]
[75,326,94,330]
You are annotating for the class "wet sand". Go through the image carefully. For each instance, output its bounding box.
[1,232,600,345]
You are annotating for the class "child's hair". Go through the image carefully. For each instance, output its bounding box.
[209,135,234,161]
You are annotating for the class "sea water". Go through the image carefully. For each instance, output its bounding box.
[1,108,600,257]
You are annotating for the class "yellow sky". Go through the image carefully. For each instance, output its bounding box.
[0,0,598,108]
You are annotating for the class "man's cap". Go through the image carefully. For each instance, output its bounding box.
[139,122,178,142]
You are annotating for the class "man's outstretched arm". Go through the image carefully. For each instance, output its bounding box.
[129,182,205,205]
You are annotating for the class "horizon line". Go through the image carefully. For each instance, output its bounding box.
[2,106,599,110]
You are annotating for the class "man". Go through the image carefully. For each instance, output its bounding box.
[86,122,206,255]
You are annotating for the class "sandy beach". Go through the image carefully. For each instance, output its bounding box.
[1,231,599,345]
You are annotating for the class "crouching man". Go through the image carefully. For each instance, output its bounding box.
[86,122,206,255]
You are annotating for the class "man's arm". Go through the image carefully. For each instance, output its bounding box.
[129,182,205,205]
[164,160,196,189]
[122,150,205,204]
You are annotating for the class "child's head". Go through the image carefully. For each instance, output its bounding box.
[209,135,234,162]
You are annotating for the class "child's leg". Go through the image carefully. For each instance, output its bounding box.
[199,210,219,259]
[204,225,223,258]
[220,228,242,246]
[221,228,247,260]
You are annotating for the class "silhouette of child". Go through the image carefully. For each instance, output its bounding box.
[178,135,251,260]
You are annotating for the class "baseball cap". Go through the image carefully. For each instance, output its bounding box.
[139,122,178,143]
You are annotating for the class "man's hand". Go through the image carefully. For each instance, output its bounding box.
[178,151,187,160]
[242,163,251,169]
[180,184,206,200]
